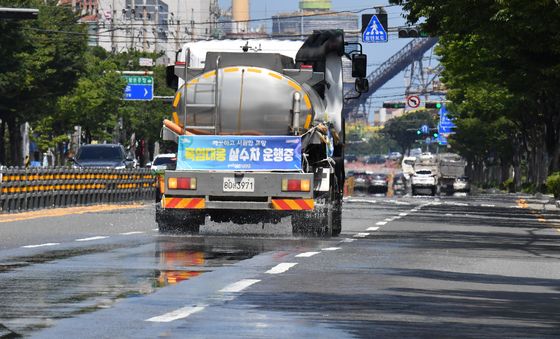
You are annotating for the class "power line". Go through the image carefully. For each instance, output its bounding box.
[95,4,399,27]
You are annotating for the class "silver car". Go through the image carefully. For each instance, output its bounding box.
[453,176,471,193]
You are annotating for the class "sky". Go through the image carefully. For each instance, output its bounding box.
[216,0,439,120]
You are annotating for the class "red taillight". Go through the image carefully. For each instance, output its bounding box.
[288,180,301,191]
[282,179,311,192]
[300,64,313,70]
[168,177,197,190]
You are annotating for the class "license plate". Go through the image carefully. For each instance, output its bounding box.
[223,177,255,192]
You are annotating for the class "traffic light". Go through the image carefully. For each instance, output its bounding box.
[425,101,443,109]
[0,7,39,20]
[398,26,429,38]
[383,102,406,109]
[433,132,439,138]
[416,130,421,135]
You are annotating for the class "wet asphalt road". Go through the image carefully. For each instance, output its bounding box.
[1,193,560,338]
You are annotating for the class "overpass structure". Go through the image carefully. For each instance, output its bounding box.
[344,37,439,119]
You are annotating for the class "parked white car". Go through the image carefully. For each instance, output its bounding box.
[411,169,437,196]
[147,153,177,170]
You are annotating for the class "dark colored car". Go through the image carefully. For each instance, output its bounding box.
[73,144,134,169]
[366,154,386,164]
[352,172,371,193]
[368,173,388,194]
[345,154,358,163]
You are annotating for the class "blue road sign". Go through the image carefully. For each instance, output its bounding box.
[123,75,153,101]
[437,134,448,145]
[439,106,456,128]
[362,15,388,43]
[438,123,454,135]
[420,124,429,134]
[425,137,432,144]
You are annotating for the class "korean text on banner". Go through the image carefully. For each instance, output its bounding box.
[177,135,302,171]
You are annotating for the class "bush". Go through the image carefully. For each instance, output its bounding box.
[521,182,538,194]
[501,178,514,192]
[546,172,560,198]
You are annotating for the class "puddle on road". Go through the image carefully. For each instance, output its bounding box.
[0,236,276,337]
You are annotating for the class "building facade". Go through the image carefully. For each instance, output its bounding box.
[68,0,219,61]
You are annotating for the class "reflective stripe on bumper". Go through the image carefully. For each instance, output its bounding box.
[163,197,205,209]
[271,199,314,211]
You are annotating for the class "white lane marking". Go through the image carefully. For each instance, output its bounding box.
[446,202,469,206]
[295,251,320,258]
[120,231,145,235]
[322,247,341,251]
[265,263,298,274]
[481,204,496,207]
[219,279,260,293]
[376,221,387,226]
[22,243,60,249]
[340,238,355,243]
[345,199,377,204]
[366,227,379,231]
[399,212,408,216]
[445,213,453,216]
[75,236,108,242]
[393,216,402,220]
[146,305,206,322]
[152,228,159,231]
[384,218,394,222]
[354,232,370,238]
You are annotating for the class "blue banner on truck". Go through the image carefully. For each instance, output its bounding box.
[177,135,302,171]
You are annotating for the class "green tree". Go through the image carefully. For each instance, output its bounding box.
[58,48,126,143]
[391,0,560,189]
[0,0,87,165]
[383,110,435,155]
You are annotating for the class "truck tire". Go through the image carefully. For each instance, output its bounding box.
[291,209,324,236]
[431,187,437,196]
[331,204,342,236]
[155,206,203,234]
[291,202,333,237]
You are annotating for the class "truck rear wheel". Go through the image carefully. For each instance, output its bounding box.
[291,210,330,237]
[155,206,204,234]
[291,199,341,237]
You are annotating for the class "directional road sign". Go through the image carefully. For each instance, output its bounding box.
[420,124,429,134]
[123,75,153,101]
[439,106,456,128]
[362,14,388,43]
[437,134,448,145]
[438,122,455,135]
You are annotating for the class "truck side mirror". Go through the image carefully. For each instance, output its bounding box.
[351,54,367,78]
[355,78,369,93]
[166,65,178,89]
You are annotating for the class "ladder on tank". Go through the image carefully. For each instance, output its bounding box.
[180,54,221,135]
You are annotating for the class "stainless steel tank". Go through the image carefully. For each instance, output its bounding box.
[174,66,321,136]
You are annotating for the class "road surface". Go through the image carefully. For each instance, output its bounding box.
[1,193,559,338]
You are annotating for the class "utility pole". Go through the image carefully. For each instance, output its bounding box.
[142,2,147,51]
[190,8,195,41]
[154,3,159,53]
[175,19,181,51]
[110,0,116,52]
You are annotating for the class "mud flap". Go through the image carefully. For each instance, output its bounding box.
[155,205,204,234]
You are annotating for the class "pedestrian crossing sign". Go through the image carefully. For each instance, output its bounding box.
[362,14,388,43]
